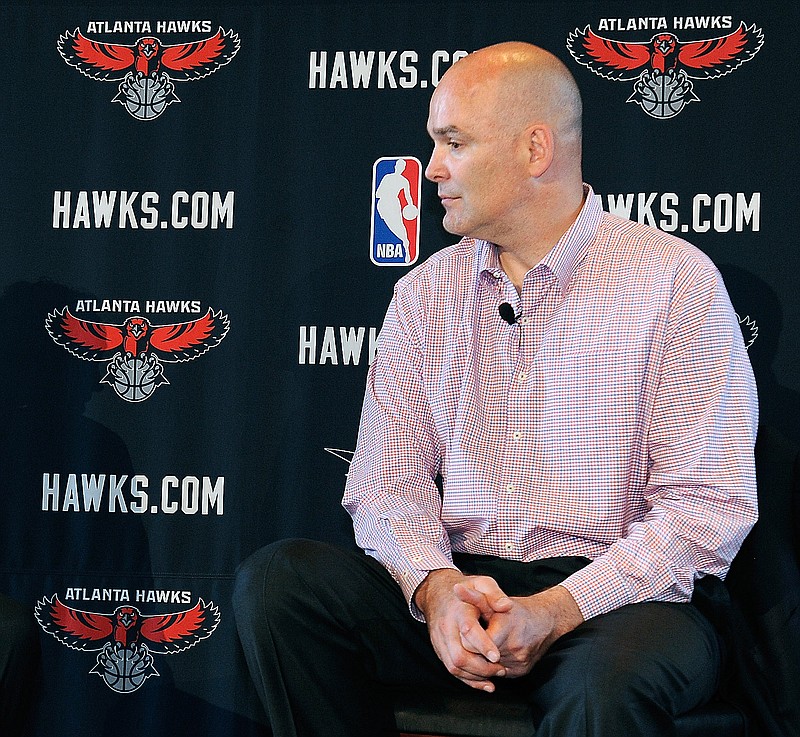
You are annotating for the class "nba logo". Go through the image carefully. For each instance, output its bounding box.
[371,156,421,266]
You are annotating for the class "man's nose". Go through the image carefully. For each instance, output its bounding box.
[425,147,446,182]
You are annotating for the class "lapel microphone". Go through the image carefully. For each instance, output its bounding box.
[498,302,517,325]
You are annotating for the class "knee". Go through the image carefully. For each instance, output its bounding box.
[233,539,329,623]
[578,648,656,706]
[556,610,716,719]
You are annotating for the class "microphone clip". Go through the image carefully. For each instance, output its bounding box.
[498,302,517,326]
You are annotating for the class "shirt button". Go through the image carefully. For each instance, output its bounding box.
[504,543,515,552]
[505,483,516,493]
[411,556,422,563]
[512,431,522,441]
[518,372,528,382]
[518,317,530,325]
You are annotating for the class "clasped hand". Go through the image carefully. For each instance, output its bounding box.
[414,569,582,692]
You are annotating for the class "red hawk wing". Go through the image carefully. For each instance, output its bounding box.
[159,28,240,80]
[677,23,764,79]
[57,29,136,80]
[35,595,114,651]
[139,599,220,654]
[46,308,124,360]
[147,309,229,363]
[567,26,652,80]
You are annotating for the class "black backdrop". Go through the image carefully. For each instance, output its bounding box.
[0,2,795,734]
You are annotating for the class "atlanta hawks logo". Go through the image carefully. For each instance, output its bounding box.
[567,22,763,118]
[36,596,220,693]
[57,27,240,120]
[46,307,229,402]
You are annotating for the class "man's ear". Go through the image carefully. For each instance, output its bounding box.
[527,124,554,178]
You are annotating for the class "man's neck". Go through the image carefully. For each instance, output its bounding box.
[496,185,585,292]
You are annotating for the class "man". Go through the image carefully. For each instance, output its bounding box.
[234,42,757,736]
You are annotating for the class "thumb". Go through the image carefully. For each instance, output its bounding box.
[453,578,512,618]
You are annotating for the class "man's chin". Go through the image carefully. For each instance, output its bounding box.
[442,215,468,237]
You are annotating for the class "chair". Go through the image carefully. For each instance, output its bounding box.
[392,688,745,736]
[390,426,800,737]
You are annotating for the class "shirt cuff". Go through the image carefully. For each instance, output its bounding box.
[558,556,637,620]
[382,546,457,622]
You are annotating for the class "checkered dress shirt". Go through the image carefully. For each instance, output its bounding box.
[343,187,758,621]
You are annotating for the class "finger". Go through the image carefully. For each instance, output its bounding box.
[433,619,506,679]
[457,675,499,693]
[452,582,496,620]
[451,601,502,664]
[469,577,513,612]
[444,652,506,688]
[494,657,537,679]
[452,580,512,620]
[458,618,501,664]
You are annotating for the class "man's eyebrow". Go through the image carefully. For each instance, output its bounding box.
[429,125,462,136]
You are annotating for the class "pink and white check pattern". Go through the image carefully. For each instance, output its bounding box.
[343,188,758,621]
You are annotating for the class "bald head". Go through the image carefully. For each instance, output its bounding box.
[425,42,586,257]
[437,42,582,149]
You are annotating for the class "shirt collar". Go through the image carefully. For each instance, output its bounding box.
[476,184,602,294]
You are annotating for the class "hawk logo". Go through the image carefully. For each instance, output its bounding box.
[35,596,220,693]
[46,307,230,402]
[567,22,763,118]
[57,27,240,120]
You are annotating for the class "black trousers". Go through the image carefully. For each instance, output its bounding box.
[233,539,722,737]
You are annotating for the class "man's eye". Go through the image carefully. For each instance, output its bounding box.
[448,140,462,150]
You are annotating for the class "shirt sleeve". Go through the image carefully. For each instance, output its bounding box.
[342,282,457,620]
[559,258,759,620]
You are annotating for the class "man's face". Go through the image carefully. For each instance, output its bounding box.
[425,76,530,244]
